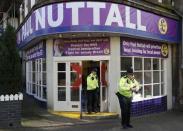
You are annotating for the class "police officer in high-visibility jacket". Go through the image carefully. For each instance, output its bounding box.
[87,69,99,114]
[116,67,140,129]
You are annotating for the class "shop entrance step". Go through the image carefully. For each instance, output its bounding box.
[49,111,119,120]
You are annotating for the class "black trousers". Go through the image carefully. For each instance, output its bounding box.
[116,93,132,126]
[87,89,98,113]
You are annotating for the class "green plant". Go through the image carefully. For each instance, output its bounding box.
[0,25,22,94]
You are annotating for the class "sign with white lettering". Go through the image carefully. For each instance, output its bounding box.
[121,37,168,58]
[53,38,110,56]
[17,1,180,48]
[26,41,46,60]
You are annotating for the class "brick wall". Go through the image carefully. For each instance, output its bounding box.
[0,94,23,128]
[131,96,167,116]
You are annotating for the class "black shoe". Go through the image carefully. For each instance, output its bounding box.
[122,125,127,129]
[88,112,91,114]
[127,124,133,128]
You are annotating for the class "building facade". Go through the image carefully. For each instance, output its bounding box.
[17,0,181,116]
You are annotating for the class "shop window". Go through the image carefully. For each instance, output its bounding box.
[153,59,159,70]
[161,71,164,82]
[32,72,36,83]
[161,84,164,95]
[144,72,152,84]
[42,72,47,85]
[43,60,46,71]
[43,86,47,99]
[144,85,152,98]
[26,58,47,101]
[38,74,41,85]
[138,86,143,97]
[121,72,126,77]
[32,84,36,94]
[134,72,142,84]
[121,57,132,70]
[134,58,142,70]
[153,71,160,83]
[39,60,42,71]
[120,56,165,100]
[39,85,41,97]
[144,58,151,70]
[153,84,160,96]
[36,85,38,96]
[32,61,36,71]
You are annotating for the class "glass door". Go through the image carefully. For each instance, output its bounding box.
[69,62,82,110]
[56,62,82,111]
[100,60,109,112]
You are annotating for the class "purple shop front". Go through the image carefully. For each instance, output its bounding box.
[120,37,168,116]
[17,1,180,48]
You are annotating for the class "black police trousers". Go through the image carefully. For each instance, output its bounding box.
[87,89,98,113]
[116,92,132,126]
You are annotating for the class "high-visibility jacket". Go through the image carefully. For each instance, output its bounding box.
[118,75,140,98]
[87,73,99,90]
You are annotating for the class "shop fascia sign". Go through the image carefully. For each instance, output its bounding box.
[17,1,180,47]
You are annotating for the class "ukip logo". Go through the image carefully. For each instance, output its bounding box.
[158,18,168,35]
[161,44,168,57]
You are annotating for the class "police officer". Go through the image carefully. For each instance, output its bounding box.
[87,69,99,114]
[116,67,140,129]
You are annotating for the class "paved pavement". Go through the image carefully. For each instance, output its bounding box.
[21,94,93,126]
[2,111,183,131]
[1,94,183,131]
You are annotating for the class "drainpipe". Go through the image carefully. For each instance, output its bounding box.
[180,16,183,108]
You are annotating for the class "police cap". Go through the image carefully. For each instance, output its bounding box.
[91,68,97,73]
[126,67,133,74]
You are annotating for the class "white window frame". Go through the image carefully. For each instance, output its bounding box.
[120,56,166,101]
[26,58,47,101]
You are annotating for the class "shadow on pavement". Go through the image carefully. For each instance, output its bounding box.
[21,93,90,128]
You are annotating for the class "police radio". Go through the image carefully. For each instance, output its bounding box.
[91,77,94,80]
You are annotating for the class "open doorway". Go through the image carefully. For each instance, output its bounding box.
[82,61,100,112]
[82,60,108,112]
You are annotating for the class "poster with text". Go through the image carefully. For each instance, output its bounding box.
[53,38,110,56]
[121,37,168,58]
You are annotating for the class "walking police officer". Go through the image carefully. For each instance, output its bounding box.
[116,67,140,129]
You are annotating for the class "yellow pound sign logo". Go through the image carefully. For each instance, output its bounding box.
[161,44,168,57]
[158,18,168,35]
